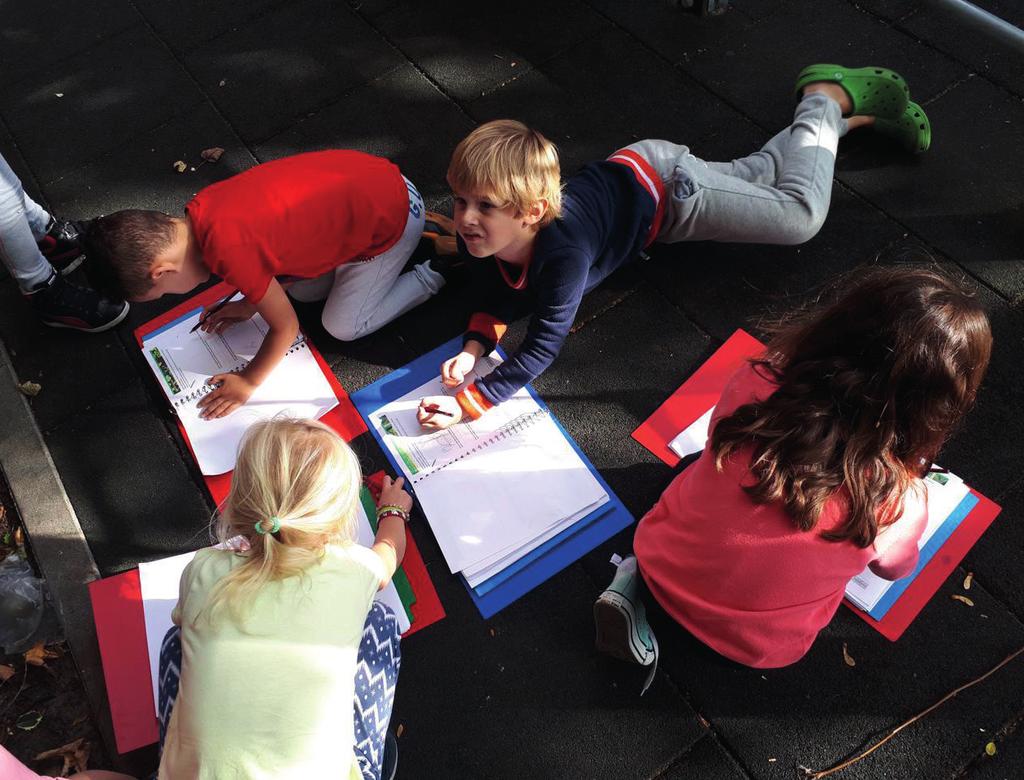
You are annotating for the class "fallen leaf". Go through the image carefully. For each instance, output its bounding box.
[768,757,777,763]
[396,723,404,738]
[14,526,23,547]
[16,710,43,730]
[55,93,64,98]
[35,738,90,775]
[963,572,973,590]
[951,594,975,607]
[172,160,188,173]
[488,628,495,637]
[985,741,997,756]
[0,664,15,682]
[842,642,856,667]
[24,642,60,667]
[18,380,42,396]
[218,79,227,87]
[201,147,225,163]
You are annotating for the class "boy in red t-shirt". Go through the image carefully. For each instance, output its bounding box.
[89,150,451,419]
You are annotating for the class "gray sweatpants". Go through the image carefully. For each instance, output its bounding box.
[624,93,848,247]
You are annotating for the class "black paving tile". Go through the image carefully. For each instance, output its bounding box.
[41,101,257,219]
[133,0,284,55]
[43,379,213,575]
[659,734,750,779]
[184,0,404,143]
[836,76,1024,304]
[254,64,475,207]
[0,24,203,186]
[391,562,706,779]
[969,717,1024,779]
[371,0,610,103]
[0,0,138,90]
[963,477,1024,622]
[639,575,1024,780]
[679,1,967,133]
[0,281,137,434]
[900,1,1024,96]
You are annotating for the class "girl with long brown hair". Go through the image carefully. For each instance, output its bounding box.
[595,267,992,675]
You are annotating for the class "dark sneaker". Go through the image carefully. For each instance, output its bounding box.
[28,272,129,333]
[37,217,92,275]
[594,555,660,694]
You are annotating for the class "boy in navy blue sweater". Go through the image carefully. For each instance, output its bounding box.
[417,64,925,427]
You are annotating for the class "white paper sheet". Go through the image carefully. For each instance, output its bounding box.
[668,406,715,459]
[142,305,337,475]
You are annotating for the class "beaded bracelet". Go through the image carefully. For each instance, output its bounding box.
[376,505,410,523]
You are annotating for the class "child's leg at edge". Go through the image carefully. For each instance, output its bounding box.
[320,177,443,341]
[353,602,402,780]
[0,152,55,291]
[631,91,847,245]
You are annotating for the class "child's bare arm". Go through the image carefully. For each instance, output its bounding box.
[371,475,411,588]
[197,280,299,419]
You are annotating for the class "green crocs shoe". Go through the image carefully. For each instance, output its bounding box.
[795,64,909,119]
[594,555,660,694]
[875,100,931,154]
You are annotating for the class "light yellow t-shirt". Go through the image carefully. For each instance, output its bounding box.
[158,543,385,780]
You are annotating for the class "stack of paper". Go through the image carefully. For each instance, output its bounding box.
[141,301,338,475]
[369,353,610,589]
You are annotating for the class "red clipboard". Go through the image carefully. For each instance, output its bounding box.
[88,470,445,754]
[133,281,368,504]
[631,329,765,466]
[631,329,1002,642]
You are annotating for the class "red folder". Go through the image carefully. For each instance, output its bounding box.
[631,329,764,466]
[631,329,1002,642]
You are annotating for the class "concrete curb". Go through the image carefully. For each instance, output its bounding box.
[0,338,119,765]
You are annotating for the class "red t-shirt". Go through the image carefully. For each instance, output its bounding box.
[634,361,927,668]
[185,150,409,303]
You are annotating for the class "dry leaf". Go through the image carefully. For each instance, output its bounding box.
[951,594,975,607]
[24,642,60,667]
[842,642,856,667]
[395,723,404,738]
[172,160,188,173]
[16,710,43,730]
[963,572,973,590]
[18,380,42,396]
[201,147,225,163]
[0,664,15,682]
[35,738,90,775]
[985,741,997,756]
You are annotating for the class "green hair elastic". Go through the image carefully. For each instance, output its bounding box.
[254,516,281,535]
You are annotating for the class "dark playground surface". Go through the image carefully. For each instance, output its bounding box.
[1,1,1023,777]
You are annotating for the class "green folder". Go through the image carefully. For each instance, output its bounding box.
[360,487,416,623]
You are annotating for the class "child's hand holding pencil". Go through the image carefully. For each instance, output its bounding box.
[417,395,462,430]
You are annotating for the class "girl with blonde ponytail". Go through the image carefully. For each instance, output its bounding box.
[157,418,412,780]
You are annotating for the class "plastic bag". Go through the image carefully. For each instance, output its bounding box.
[0,554,44,654]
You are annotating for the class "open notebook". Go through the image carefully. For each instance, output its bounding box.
[141,299,337,475]
[369,352,610,576]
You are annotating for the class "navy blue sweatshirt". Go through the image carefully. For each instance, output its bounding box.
[455,159,658,417]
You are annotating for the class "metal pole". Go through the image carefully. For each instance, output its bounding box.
[925,0,1024,53]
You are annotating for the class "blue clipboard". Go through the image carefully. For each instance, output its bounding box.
[868,491,980,620]
[350,336,634,619]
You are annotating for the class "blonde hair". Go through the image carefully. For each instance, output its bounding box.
[447,119,562,227]
[202,418,362,624]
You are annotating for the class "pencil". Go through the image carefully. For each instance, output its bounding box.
[423,404,455,418]
[189,289,239,333]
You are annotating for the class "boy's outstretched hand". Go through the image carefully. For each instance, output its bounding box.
[441,350,478,387]
[198,373,257,419]
[417,395,462,430]
[200,299,257,334]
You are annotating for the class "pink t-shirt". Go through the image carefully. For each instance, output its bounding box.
[634,361,927,668]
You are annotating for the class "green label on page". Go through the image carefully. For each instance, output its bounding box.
[149,348,181,395]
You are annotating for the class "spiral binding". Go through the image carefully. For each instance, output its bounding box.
[171,340,308,409]
[411,408,549,485]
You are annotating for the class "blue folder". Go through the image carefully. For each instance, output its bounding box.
[350,336,634,619]
[868,491,980,620]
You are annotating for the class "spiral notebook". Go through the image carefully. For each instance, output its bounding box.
[369,352,610,575]
[141,296,338,475]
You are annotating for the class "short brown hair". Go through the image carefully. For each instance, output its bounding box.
[87,210,178,299]
[711,267,992,547]
[447,119,562,227]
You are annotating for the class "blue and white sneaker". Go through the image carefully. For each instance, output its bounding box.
[593,555,659,694]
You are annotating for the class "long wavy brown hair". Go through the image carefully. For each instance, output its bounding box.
[710,267,992,547]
